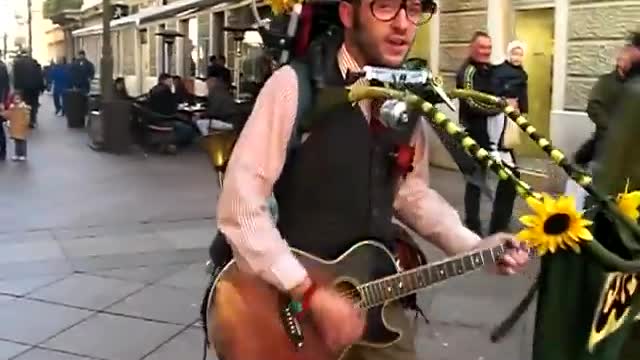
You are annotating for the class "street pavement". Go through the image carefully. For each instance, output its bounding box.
[0,95,538,360]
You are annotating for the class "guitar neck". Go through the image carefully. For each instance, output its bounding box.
[357,244,510,309]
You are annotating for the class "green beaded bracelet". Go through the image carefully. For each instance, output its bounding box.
[288,300,303,314]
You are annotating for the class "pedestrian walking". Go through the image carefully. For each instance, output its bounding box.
[2,92,31,161]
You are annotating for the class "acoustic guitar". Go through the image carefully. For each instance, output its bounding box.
[205,240,526,360]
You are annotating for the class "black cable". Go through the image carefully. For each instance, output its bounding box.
[490,276,540,343]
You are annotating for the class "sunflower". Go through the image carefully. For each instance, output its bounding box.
[516,193,593,255]
[616,179,640,222]
[266,0,304,14]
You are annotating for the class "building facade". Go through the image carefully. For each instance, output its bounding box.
[425,0,639,168]
[59,0,640,164]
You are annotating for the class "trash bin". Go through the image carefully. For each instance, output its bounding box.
[87,110,104,151]
[64,89,88,128]
[88,94,102,112]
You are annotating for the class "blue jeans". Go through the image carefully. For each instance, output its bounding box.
[173,121,198,146]
[53,90,65,114]
[14,139,26,157]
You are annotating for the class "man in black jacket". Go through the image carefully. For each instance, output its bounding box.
[456,31,517,236]
[12,52,44,128]
[70,50,95,95]
[205,75,251,128]
[148,73,198,148]
[0,51,9,160]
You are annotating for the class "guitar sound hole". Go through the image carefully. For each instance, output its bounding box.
[334,280,362,305]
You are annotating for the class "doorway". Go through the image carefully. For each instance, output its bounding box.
[409,23,430,63]
[514,8,554,157]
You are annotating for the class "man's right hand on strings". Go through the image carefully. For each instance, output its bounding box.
[290,278,366,352]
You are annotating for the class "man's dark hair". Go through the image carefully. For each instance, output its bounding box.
[78,50,86,56]
[470,31,490,43]
[209,55,217,63]
[158,73,171,82]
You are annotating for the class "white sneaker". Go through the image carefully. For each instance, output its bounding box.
[18,156,26,161]
[11,156,19,161]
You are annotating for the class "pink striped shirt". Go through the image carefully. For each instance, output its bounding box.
[217,45,481,291]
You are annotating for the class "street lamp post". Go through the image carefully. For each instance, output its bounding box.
[27,0,32,56]
[223,27,253,100]
[155,29,183,75]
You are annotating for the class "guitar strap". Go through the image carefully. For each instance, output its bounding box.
[392,223,430,324]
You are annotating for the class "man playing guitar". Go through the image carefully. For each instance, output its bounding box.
[216,0,531,359]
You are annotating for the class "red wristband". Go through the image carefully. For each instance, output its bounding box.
[301,283,318,312]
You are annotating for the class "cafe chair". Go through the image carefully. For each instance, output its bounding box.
[131,102,178,154]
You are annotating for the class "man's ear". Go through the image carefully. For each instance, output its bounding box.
[338,1,355,30]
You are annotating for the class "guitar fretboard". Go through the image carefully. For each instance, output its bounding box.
[356,244,509,309]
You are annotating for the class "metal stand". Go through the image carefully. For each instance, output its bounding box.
[223,27,255,101]
[217,171,224,189]
[156,29,184,75]
[232,33,244,100]
[165,42,175,74]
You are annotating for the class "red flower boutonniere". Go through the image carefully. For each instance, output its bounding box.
[393,144,415,177]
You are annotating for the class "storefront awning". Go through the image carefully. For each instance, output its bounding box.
[73,0,227,37]
[72,24,103,37]
[136,0,223,26]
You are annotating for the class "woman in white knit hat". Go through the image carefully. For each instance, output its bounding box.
[484,40,529,233]
[491,40,529,156]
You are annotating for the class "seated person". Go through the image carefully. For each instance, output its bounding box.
[205,74,252,129]
[148,73,198,146]
[172,75,195,105]
[114,77,133,101]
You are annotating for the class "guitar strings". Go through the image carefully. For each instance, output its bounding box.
[333,269,424,307]
[327,244,528,306]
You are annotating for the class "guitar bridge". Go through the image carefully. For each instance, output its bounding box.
[280,298,304,350]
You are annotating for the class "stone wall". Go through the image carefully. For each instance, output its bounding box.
[438,0,488,90]
[564,1,640,111]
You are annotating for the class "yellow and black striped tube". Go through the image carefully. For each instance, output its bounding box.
[502,106,593,188]
[348,84,640,273]
[347,85,540,202]
[421,102,539,200]
[450,89,593,192]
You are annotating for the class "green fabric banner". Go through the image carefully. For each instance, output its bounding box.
[532,76,640,360]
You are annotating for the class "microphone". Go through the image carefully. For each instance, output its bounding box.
[347,65,457,112]
[379,99,410,129]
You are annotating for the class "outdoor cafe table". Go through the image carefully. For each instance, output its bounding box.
[177,103,207,118]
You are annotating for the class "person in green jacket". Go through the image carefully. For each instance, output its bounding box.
[574,46,635,166]
[592,41,640,360]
